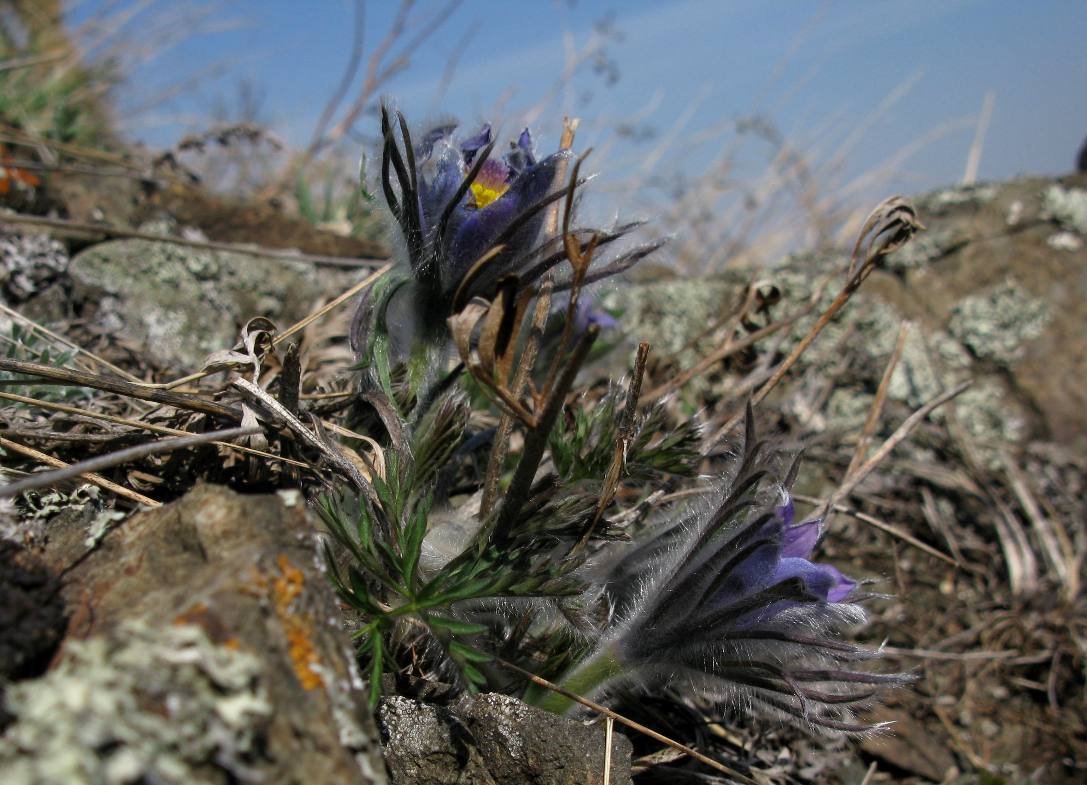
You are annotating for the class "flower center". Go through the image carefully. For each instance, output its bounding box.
[468,159,510,209]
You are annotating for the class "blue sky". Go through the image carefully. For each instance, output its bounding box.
[72,1,1087,201]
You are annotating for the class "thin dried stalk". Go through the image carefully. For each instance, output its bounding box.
[0,123,141,171]
[947,414,1040,596]
[0,427,259,499]
[1001,449,1077,599]
[0,358,242,420]
[920,485,965,566]
[0,49,72,72]
[845,320,911,479]
[793,493,959,568]
[0,213,386,269]
[498,659,759,785]
[706,197,923,447]
[645,283,820,402]
[821,380,970,521]
[0,391,310,469]
[962,90,996,185]
[0,436,158,506]
[273,263,393,346]
[538,151,597,403]
[231,378,369,493]
[602,717,614,785]
[480,278,553,518]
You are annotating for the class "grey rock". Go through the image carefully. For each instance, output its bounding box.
[4,484,387,785]
[380,693,633,785]
[66,238,360,369]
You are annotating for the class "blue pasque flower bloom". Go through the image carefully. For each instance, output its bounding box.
[530,414,907,733]
[351,107,658,376]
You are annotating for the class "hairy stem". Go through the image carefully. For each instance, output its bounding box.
[525,646,624,715]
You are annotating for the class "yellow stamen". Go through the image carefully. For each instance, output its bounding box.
[470,181,508,209]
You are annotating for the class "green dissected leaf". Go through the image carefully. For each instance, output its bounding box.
[400,495,431,590]
[373,324,400,411]
[347,566,383,612]
[449,640,493,663]
[372,472,398,525]
[460,662,487,689]
[425,616,488,636]
[439,577,501,603]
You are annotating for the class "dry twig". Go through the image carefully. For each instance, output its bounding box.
[0,426,260,499]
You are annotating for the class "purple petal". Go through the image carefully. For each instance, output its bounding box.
[419,142,467,236]
[772,558,855,603]
[573,299,620,335]
[460,124,493,165]
[775,498,796,527]
[824,565,857,602]
[705,540,781,608]
[447,149,572,284]
[505,128,537,174]
[416,124,457,159]
[781,519,819,559]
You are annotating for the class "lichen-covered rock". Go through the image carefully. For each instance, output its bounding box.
[0,622,271,785]
[947,278,1050,363]
[0,228,69,303]
[1041,183,1087,235]
[66,236,361,370]
[380,692,632,785]
[8,484,387,785]
[608,173,1087,453]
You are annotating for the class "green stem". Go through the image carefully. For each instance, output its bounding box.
[524,646,624,715]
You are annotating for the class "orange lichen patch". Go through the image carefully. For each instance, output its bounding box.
[270,554,324,691]
[0,147,41,195]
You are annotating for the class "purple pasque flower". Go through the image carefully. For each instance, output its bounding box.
[351,107,659,363]
[538,412,907,732]
[571,296,620,337]
[354,108,571,347]
[776,497,856,602]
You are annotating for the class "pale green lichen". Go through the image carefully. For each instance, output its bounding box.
[1046,231,1083,252]
[883,228,967,272]
[0,622,270,785]
[887,328,972,408]
[1040,184,1087,235]
[947,278,1050,363]
[952,378,1028,456]
[824,387,875,431]
[82,509,127,549]
[602,278,737,363]
[918,183,997,213]
[68,238,341,369]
